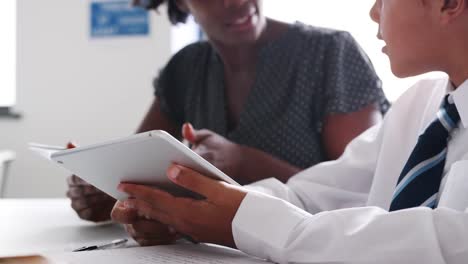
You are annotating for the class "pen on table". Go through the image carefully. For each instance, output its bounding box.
[72,238,128,252]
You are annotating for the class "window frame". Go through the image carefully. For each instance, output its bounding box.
[0,107,21,119]
[0,0,17,117]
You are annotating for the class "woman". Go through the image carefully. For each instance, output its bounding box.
[67,0,389,243]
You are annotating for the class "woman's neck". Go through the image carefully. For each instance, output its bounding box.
[213,42,258,73]
[210,19,289,73]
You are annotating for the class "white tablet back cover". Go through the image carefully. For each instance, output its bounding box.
[51,130,238,200]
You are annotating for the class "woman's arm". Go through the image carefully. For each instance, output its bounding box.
[181,104,382,184]
[322,103,382,160]
[237,103,381,183]
[235,145,302,184]
[137,98,181,136]
[182,103,381,185]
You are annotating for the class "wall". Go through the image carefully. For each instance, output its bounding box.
[0,0,172,197]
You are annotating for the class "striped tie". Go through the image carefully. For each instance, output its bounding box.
[389,95,460,211]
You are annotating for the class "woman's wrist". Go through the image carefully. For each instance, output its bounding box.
[234,144,252,182]
[234,145,301,184]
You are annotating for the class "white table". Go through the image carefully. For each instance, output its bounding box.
[0,199,128,258]
[0,199,268,264]
[0,150,15,197]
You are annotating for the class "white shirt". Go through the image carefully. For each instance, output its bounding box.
[232,77,468,264]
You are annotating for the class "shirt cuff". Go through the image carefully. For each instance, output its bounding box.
[231,191,310,261]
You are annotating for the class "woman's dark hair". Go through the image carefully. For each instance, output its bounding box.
[146,0,189,25]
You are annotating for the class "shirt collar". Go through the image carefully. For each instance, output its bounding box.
[449,79,468,128]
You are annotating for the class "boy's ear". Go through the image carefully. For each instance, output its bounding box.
[174,0,190,13]
[439,0,467,24]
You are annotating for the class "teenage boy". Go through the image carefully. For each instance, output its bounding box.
[113,0,468,263]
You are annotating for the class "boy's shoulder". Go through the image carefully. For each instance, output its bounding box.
[388,76,449,116]
[397,77,448,101]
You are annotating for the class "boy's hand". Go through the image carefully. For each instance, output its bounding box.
[111,201,178,246]
[182,123,245,181]
[116,164,248,248]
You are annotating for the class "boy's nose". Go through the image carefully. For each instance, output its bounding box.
[369,1,380,23]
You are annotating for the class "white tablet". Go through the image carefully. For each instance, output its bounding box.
[49,130,239,200]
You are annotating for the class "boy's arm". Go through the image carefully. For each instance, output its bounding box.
[233,192,468,264]
[245,122,384,214]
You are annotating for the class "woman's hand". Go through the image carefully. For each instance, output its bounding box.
[116,164,248,248]
[182,123,245,179]
[67,174,116,222]
[182,123,302,184]
[65,142,116,222]
[111,201,179,246]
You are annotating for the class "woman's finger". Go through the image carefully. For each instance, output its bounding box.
[70,193,112,211]
[191,150,215,163]
[67,175,87,186]
[67,185,101,198]
[182,123,213,145]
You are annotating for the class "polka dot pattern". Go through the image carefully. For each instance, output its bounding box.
[155,22,389,169]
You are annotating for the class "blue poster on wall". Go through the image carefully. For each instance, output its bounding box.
[90,1,149,37]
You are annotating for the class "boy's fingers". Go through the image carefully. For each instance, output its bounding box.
[167,164,222,199]
[118,184,175,212]
[111,201,138,224]
[123,199,173,226]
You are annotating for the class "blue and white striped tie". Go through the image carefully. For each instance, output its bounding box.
[389,95,460,211]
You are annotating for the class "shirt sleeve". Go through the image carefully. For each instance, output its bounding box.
[244,119,384,214]
[233,192,468,264]
[233,99,468,263]
[322,31,389,116]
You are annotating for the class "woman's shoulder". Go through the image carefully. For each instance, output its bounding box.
[289,22,358,49]
[156,41,213,89]
[167,41,214,67]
